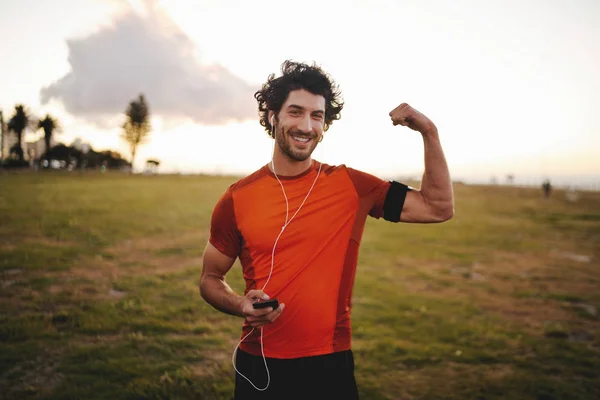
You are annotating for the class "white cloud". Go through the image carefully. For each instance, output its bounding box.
[40,0,258,125]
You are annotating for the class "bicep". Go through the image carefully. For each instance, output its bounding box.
[400,189,443,223]
[348,168,443,224]
[201,241,236,280]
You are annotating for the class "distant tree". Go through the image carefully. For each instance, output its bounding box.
[7,104,32,162]
[37,114,60,158]
[43,144,82,163]
[9,143,23,161]
[145,159,160,174]
[146,159,160,167]
[121,94,151,172]
[43,143,130,171]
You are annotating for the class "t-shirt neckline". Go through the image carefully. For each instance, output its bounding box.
[263,159,320,181]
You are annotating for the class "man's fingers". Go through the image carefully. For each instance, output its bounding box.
[389,102,409,116]
[270,303,284,321]
[260,304,284,325]
[257,303,285,319]
[240,290,271,318]
[246,289,269,301]
[390,102,434,133]
[390,103,414,126]
[391,108,415,127]
[391,114,409,126]
[246,303,285,327]
[251,306,275,317]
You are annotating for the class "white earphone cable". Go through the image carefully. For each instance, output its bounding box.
[231,118,322,391]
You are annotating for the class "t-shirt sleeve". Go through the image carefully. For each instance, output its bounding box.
[347,167,410,222]
[209,187,242,258]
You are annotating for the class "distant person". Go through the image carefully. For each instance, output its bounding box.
[542,179,552,198]
[199,60,454,399]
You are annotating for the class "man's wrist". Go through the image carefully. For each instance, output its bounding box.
[420,124,438,138]
[234,295,246,317]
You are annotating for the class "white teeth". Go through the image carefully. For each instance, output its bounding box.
[292,136,310,143]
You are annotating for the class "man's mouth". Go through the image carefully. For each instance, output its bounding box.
[292,135,310,143]
[290,133,313,144]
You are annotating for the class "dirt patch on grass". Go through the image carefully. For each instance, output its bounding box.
[72,255,118,275]
[190,349,232,379]
[61,231,207,300]
[25,237,80,248]
[110,230,206,258]
[0,349,64,399]
[369,362,516,400]
[73,333,124,344]
[0,231,209,313]
[474,295,576,331]
[395,250,599,337]
[0,242,18,251]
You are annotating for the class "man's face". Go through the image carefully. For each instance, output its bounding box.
[273,89,326,162]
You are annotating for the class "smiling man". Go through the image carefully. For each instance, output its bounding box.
[271,90,324,166]
[199,60,454,399]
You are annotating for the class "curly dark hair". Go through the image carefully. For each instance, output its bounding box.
[254,60,344,137]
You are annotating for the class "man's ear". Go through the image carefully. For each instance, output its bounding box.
[268,111,275,127]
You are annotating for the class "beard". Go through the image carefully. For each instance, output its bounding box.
[275,125,320,162]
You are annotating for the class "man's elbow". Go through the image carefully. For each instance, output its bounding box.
[433,203,454,222]
[440,206,455,222]
[199,272,225,305]
[198,275,209,302]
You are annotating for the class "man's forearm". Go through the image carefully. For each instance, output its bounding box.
[420,128,454,219]
[200,275,244,317]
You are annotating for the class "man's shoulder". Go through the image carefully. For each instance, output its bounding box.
[320,162,349,176]
[321,163,380,182]
[228,165,270,193]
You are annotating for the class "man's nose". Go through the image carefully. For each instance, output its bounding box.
[297,115,312,133]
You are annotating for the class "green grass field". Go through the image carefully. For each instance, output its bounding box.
[1,171,599,400]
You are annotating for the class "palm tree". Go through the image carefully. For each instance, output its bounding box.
[7,104,32,162]
[122,94,151,171]
[37,114,60,158]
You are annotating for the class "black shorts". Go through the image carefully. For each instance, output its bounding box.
[233,348,359,400]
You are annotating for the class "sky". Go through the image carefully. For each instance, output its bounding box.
[0,0,599,188]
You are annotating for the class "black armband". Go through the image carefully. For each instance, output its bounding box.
[383,181,411,222]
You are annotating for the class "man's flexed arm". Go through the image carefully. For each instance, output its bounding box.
[389,103,454,223]
[199,242,284,328]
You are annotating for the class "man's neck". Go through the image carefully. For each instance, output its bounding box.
[270,152,313,177]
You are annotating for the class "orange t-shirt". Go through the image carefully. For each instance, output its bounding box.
[209,160,408,358]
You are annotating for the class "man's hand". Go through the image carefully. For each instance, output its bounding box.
[240,290,285,329]
[389,103,436,135]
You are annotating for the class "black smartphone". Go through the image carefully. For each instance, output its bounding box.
[252,299,279,310]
